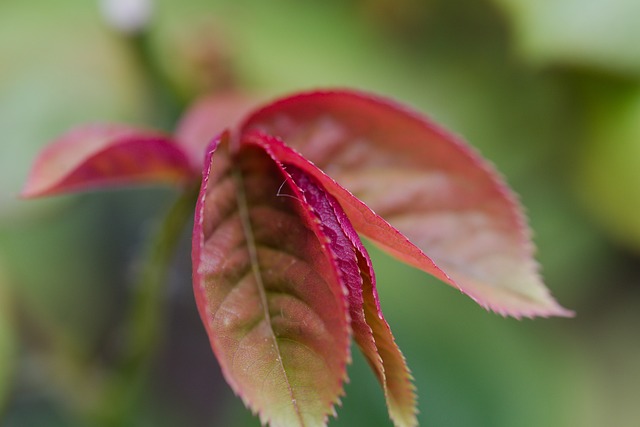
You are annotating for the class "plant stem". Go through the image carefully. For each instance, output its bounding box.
[93,184,199,426]
[128,31,185,130]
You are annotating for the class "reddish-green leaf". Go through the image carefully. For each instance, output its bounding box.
[284,162,418,427]
[243,90,571,317]
[21,124,195,197]
[192,134,351,427]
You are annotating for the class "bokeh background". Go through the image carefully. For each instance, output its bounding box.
[1,0,640,426]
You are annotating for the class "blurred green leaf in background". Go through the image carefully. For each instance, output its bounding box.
[493,0,640,75]
[1,0,640,426]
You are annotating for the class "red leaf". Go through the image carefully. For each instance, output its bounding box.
[245,131,417,425]
[282,160,418,427]
[21,124,195,197]
[192,134,351,427]
[175,92,258,169]
[243,91,572,318]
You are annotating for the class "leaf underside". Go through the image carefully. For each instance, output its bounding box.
[22,124,194,197]
[192,135,351,427]
[243,90,572,318]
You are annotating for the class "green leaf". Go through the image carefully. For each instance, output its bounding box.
[576,83,640,251]
[493,0,640,75]
[192,134,351,426]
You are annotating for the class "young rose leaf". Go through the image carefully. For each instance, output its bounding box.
[175,92,257,169]
[192,134,351,427]
[21,124,194,198]
[244,132,417,426]
[242,129,450,283]
[282,162,418,427]
[243,90,571,318]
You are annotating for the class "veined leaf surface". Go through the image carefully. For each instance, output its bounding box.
[22,124,194,197]
[192,134,351,427]
[246,132,417,426]
[243,91,571,317]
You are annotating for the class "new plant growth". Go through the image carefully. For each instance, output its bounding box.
[23,89,572,427]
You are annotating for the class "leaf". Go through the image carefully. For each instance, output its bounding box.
[492,0,640,75]
[21,124,195,198]
[175,92,258,169]
[283,161,418,427]
[243,90,572,318]
[245,131,417,426]
[576,84,640,252]
[192,134,351,427]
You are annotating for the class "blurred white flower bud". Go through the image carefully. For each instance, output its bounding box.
[100,0,154,34]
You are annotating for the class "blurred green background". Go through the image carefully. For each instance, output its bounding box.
[1,0,640,426]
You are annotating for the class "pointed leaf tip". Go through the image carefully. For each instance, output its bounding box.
[243,89,571,318]
[22,124,195,198]
[192,135,351,427]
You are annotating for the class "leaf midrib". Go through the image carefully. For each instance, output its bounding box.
[232,167,305,426]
